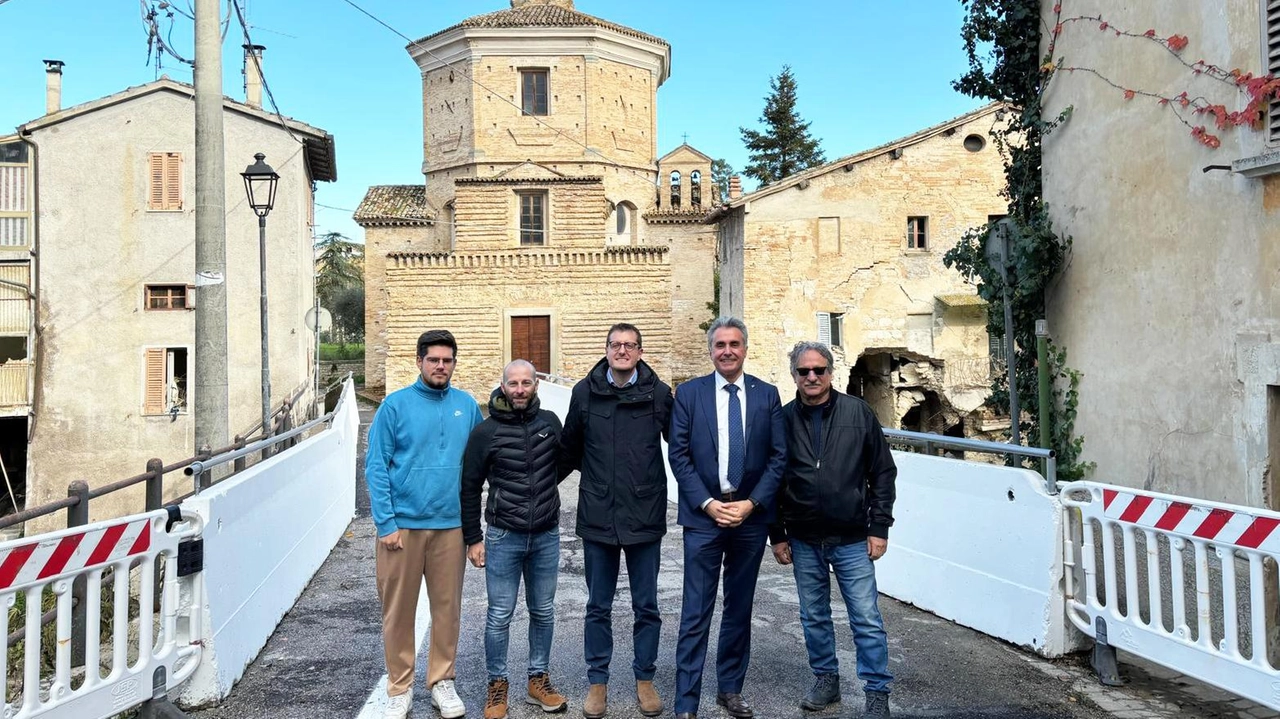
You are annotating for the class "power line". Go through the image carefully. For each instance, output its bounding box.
[229,0,305,145]
[335,0,666,191]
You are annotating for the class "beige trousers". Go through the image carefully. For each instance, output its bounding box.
[375,528,466,696]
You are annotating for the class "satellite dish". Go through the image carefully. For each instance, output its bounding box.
[304,306,333,333]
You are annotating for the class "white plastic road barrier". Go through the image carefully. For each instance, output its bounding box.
[0,507,204,718]
[875,451,1081,657]
[1062,481,1280,710]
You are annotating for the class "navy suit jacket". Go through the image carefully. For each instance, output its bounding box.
[668,372,787,529]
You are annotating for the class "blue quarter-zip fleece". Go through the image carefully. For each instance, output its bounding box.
[365,378,483,537]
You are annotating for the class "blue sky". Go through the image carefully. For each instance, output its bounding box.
[0,0,986,242]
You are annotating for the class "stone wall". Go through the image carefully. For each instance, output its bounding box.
[725,111,1007,430]
[363,224,430,390]
[382,247,671,401]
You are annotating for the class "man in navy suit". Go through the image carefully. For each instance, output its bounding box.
[668,316,787,719]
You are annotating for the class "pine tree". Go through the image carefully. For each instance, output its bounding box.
[739,66,826,185]
[710,159,734,204]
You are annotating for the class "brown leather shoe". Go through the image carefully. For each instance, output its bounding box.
[582,683,607,718]
[484,678,510,719]
[716,692,754,718]
[636,680,663,717]
[527,672,569,713]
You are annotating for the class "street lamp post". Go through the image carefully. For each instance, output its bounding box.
[241,153,279,456]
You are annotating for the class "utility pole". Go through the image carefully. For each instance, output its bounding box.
[193,0,229,457]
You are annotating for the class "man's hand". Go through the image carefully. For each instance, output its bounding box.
[772,541,792,565]
[705,500,737,527]
[467,542,486,568]
[378,530,403,551]
[868,537,888,561]
[732,500,755,521]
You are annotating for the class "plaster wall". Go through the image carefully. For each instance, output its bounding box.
[1039,0,1280,505]
[25,90,318,522]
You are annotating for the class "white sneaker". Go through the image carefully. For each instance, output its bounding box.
[383,688,412,719]
[432,679,466,719]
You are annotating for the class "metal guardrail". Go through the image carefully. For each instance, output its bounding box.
[883,427,1057,492]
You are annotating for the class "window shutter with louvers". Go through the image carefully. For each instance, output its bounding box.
[816,312,831,345]
[144,348,166,414]
[148,153,165,210]
[164,153,182,210]
[1268,0,1280,143]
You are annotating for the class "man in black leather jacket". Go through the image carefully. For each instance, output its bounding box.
[560,323,673,718]
[461,360,570,719]
[770,341,897,719]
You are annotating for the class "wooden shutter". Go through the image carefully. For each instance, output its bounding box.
[816,312,831,344]
[163,153,182,210]
[148,153,165,210]
[144,348,166,414]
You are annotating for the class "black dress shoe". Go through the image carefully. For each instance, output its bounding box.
[716,692,754,718]
[674,713,697,719]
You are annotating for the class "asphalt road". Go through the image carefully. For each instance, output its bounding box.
[187,399,1271,719]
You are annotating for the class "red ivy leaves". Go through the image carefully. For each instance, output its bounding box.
[1123,89,1136,100]
[1166,34,1189,52]
[1190,126,1221,149]
[1143,29,1156,38]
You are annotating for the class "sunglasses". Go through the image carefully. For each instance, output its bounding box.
[795,366,830,377]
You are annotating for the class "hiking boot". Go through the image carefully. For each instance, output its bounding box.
[636,680,663,716]
[485,678,510,719]
[582,683,607,718]
[864,690,891,719]
[383,688,412,719]
[800,673,841,711]
[527,672,569,712]
[431,679,466,719]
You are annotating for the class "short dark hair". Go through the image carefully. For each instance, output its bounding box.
[417,329,458,359]
[606,322,643,349]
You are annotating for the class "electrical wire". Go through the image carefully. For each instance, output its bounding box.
[229,0,306,145]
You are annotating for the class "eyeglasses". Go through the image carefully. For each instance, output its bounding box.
[608,341,640,352]
[421,357,456,366]
[795,366,829,377]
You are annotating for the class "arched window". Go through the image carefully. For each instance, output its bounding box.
[670,171,681,209]
[616,203,629,235]
[690,170,702,207]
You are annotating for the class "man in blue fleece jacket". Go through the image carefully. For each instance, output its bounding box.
[366,329,483,719]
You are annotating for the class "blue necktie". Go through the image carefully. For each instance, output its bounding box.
[725,384,744,490]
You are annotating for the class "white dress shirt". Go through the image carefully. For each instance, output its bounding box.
[715,372,747,493]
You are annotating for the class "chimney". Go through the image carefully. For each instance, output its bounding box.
[243,44,265,109]
[44,60,64,115]
[728,175,742,201]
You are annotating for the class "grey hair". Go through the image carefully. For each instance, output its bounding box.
[502,359,537,384]
[789,341,834,373]
[705,316,749,351]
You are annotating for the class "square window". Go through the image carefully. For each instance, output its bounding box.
[816,312,844,347]
[907,216,928,250]
[521,70,549,116]
[145,284,191,310]
[518,191,547,245]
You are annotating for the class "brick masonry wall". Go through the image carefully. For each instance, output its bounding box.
[382,248,672,402]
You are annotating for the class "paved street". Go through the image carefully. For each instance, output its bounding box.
[188,399,1277,719]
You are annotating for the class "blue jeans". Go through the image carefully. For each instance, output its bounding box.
[583,538,661,684]
[790,538,892,693]
[484,525,560,681]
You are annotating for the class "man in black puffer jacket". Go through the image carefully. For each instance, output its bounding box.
[560,323,672,719]
[461,359,569,719]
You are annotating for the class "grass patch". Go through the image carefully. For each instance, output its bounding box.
[320,343,364,361]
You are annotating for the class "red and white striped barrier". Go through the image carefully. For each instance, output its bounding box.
[1062,481,1280,710]
[0,508,204,719]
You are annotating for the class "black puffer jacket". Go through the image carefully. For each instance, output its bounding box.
[461,388,565,546]
[560,357,673,545]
